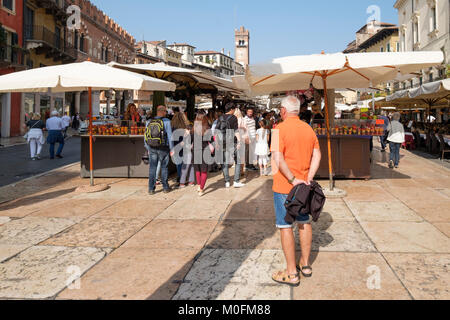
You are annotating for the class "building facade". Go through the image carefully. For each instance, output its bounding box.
[344,21,397,53]
[394,0,449,89]
[195,50,235,79]
[167,43,196,68]
[0,0,25,138]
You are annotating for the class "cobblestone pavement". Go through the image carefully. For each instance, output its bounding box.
[0,142,449,300]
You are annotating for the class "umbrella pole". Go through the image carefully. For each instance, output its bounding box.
[89,87,94,187]
[322,76,334,191]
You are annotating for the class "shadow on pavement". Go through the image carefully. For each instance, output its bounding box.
[146,178,334,300]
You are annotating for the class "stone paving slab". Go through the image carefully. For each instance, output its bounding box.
[92,199,174,219]
[432,223,450,238]
[402,200,450,223]
[385,187,449,203]
[57,248,198,300]
[70,186,140,200]
[292,252,411,300]
[41,217,150,248]
[206,221,280,250]
[0,217,11,226]
[0,199,65,218]
[310,219,376,252]
[173,249,291,300]
[0,245,29,263]
[321,199,355,222]
[155,199,231,220]
[0,217,79,246]
[0,246,111,299]
[223,200,275,221]
[360,222,450,253]
[383,253,450,300]
[343,186,397,202]
[122,220,218,250]
[29,200,117,219]
[345,200,423,222]
[414,178,450,189]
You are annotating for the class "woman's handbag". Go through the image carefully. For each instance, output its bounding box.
[24,121,40,140]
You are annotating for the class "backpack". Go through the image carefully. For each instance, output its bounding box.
[145,118,166,148]
[216,115,231,141]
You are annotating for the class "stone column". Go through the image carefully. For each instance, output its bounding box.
[75,92,81,114]
[20,93,26,135]
[50,94,55,112]
[34,94,40,114]
[436,108,442,123]
[105,90,111,116]
[1,93,11,138]
[326,89,335,128]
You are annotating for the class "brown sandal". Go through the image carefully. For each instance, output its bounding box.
[297,264,313,278]
[272,270,300,287]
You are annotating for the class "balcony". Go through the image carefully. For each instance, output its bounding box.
[0,45,28,70]
[24,25,77,62]
[34,0,68,22]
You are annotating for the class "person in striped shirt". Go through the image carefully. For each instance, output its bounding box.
[244,107,258,171]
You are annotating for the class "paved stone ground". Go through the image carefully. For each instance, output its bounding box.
[0,141,449,300]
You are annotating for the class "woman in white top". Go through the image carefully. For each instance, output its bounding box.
[234,108,249,175]
[255,119,270,176]
[25,113,46,161]
[386,112,405,169]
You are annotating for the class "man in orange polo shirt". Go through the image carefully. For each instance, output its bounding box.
[271,96,322,287]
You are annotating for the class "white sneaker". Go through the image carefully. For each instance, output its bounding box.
[225,182,231,188]
[233,182,246,188]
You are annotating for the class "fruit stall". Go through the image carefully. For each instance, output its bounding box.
[313,119,384,179]
[80,122,149,178]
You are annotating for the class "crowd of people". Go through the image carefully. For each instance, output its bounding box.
[143,103,282,197]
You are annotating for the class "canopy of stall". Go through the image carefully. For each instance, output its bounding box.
[108,62,243,95]
[385,79,450,109]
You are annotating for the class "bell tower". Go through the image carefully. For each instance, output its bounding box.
[235,26,250,67]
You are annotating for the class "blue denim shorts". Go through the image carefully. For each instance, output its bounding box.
[274,192,311,229]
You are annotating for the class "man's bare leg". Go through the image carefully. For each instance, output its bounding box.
[298,224,313,275]
[280,228,298,275]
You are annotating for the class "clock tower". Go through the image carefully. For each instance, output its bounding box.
[235,26,250,67]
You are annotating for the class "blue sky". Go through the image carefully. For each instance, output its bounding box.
[90,0,399,63]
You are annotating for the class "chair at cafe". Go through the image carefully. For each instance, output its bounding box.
[426,132,432,153]
[413,131,422,149]
[431,133,440,155]
[438,134,450,161]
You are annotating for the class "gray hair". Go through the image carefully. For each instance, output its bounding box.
[392,112,401,121]
[51,110,59,117]
[281,96,300,114]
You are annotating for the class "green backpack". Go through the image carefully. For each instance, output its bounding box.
[145,118,166,148]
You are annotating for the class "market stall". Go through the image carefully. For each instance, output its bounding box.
[314,119,384,179]
[233,50,444,189]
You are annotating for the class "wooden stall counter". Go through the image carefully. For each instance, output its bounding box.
[315,135,372,180]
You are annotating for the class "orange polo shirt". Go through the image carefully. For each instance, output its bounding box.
[271,116,320,194]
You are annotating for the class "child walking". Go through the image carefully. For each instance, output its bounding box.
[255,120,270,176]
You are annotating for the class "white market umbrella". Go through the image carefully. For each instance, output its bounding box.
[233,51,444,190]
[0,61,176,187]
[0,61,176,93]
